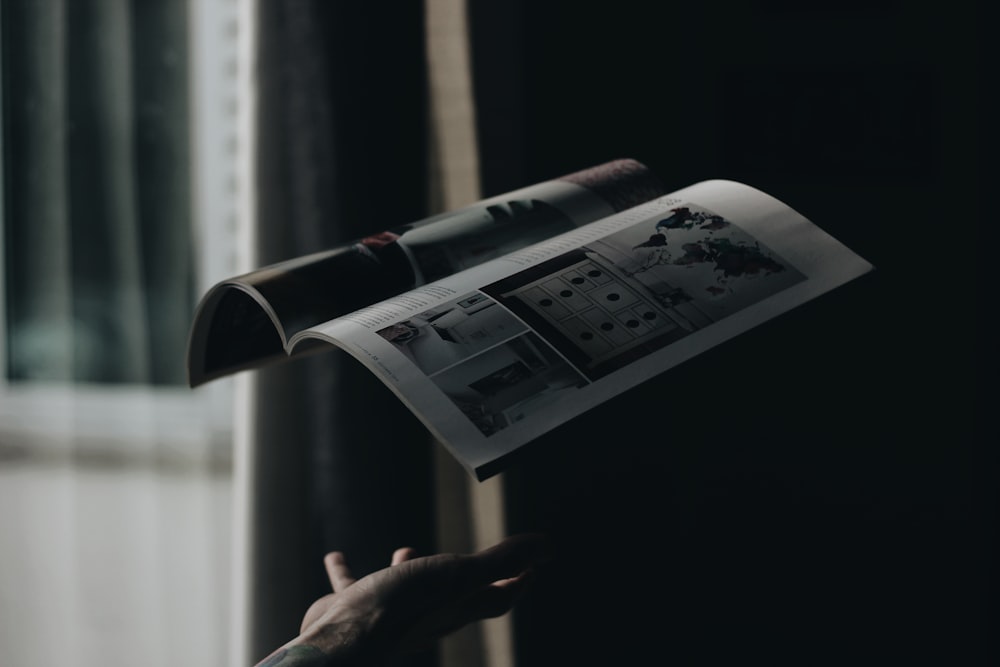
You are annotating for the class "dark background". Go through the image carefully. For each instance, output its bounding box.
[467,2,989,665]
[255,1,989,665]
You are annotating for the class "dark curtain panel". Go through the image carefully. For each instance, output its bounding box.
[250,2,437,665]
[469,1,988,666]
[246,0,986,665]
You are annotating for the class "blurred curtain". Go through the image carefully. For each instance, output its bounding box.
[1,2,231,666]
[246,2,435,666]
[244,1,514,666]
[3,0,192,384]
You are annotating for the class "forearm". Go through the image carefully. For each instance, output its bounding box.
[254,622,383,667]
[255,645,331,667]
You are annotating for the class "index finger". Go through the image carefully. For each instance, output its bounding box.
[324,551,357,593]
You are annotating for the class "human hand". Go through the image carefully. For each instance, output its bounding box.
[257,534,548,666]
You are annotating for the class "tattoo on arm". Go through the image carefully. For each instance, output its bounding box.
[255,645,329,666]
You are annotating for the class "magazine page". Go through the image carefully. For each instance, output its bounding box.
[187,159,667,386]
[289,180,874,480]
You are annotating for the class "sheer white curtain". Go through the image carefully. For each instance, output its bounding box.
[0,1,247,665]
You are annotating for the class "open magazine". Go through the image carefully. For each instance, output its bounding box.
[187,160,873,480]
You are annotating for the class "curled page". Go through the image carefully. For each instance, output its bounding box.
[287,180,874,480]
[187,159,668,386]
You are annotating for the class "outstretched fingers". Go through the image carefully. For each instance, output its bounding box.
[324,546,418,593]
[324,552,357,593]
[460,570,536,621]
[466,533,550,589]
[392,547,418,565]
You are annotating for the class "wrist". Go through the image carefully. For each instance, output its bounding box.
[255,644,330,667]
[284,616,385,667]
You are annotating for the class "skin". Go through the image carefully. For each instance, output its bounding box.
[255,534,549,666]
